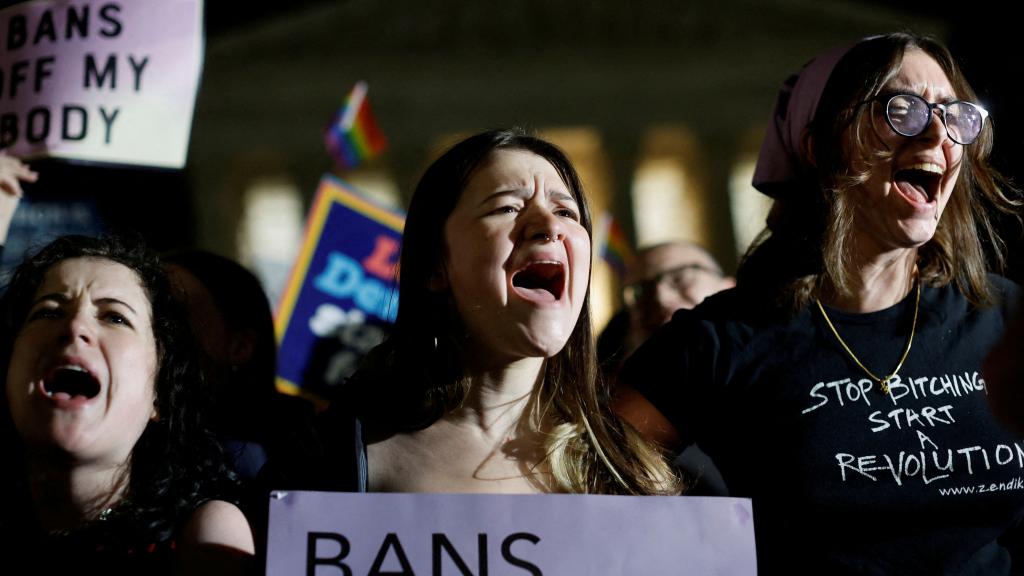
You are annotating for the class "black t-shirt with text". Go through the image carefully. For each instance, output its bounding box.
[623,277,1024,575]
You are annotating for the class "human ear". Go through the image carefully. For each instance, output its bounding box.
[801,128,817,168]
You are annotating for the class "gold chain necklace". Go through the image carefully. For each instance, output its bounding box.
[815,279,920,395]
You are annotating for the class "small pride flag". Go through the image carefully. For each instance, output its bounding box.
[597,212,634,278]
[324,81,388,170]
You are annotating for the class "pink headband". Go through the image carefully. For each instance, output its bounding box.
[752,44,853,197]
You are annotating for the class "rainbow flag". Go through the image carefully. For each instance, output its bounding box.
[324,81,388,170]
[597,212,634,278]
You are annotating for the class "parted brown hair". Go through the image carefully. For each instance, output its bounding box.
[740,32,1020,310]
[347,128,678,495]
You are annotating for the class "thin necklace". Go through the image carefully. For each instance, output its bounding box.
[815,279,921,395]
[46,506,115,538]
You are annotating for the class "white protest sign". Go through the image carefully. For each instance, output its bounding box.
[0,0,203,168]
[267,491,757,575]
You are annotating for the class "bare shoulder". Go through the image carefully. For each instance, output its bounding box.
[177,500,255,576]
[182,500,254,549]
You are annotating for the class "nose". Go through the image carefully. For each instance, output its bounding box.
[522,204,565,243]
[921,106,953,146]
[62,308,95,345]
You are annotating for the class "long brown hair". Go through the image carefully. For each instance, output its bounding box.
[347,128,677,495]
[741,33,1020,311]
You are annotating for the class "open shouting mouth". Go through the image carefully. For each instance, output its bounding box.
[42,365,101,402]
[894,162,943,204]
[511,261,566,302]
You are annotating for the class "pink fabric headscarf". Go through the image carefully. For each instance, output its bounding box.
[752,44,853,198]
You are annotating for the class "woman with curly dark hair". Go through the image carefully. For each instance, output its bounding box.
[0,234,254,575]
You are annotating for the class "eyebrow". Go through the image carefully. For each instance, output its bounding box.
[30,293,138,315]
[480,188,578,206]
[97,298,139,315]
[480,188,531,205]
[884,83,956,102]
[548,190,578,205]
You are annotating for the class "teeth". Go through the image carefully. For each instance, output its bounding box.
[904,162,944,174]
[59,365,88,373]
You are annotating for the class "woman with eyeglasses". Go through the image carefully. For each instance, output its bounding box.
[617,32,1023,574]
[621,242,734,351]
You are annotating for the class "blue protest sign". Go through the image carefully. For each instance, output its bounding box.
[275,174,403,404]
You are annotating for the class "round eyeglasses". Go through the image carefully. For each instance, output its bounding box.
[875,93,989,145]
[623,263,721,307]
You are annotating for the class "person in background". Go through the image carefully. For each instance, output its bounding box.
[617,33,1024,574]
[599,240,734,376]
[164,250,316,482]
[597,241,734,496]
[0,234,254,575]
[624,241,735,345]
